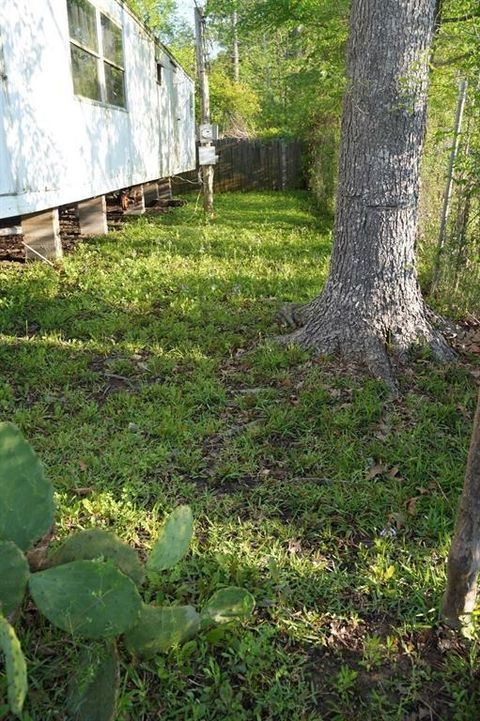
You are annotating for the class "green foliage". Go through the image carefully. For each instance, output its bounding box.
[205,0,348,139]
[0,615,27,718]
[124,0,176,38]
[29,560,143,639]
[0,193,478,718]
[0,541,30,616]
[201,588,255,626]
[125,604,201,658]
[67,642,119,721]
[209,65,260,135]
[48,528,145,586]
[0,422,54,551]
[418,0,480,313]
[147,504,193,572]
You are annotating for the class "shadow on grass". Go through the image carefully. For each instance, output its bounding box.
[0,191,478,721]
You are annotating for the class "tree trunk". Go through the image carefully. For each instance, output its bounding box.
[279,0,455,384]
[442,390,480,628]
[431,79,468,295]
[232,10,240,83]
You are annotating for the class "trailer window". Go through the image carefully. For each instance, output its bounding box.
[156,62,163,85]
[68,0,101,101]
[101,14,126,107]
[67,0,126,108]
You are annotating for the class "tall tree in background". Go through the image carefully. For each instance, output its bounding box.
[126,0,176,39]
[280,0,455,385]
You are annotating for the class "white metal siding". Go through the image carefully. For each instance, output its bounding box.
[0,0,196,218]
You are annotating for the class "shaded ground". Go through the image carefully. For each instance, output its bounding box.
[0,192,479,720]
[0,196,174,262]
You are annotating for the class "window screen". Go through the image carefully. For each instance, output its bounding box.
[67,0,98,52]
[101,13,126,107]
[104,63,125,106]
[70,44,101,101]
[101,14,124,66]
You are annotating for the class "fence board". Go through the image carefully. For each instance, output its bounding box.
[172,138,306,195]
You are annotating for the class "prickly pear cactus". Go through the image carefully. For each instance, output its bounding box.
[124,604,200,658]
[48,529,145,586]
[0,423,54,551]
[0,541,30,616]
[67,641,119,721]
[29,560,142,638]
[0,614,27,718]
[201,587,255,626]
[147,505,193,573]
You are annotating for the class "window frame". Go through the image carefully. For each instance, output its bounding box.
[67,0,127,110]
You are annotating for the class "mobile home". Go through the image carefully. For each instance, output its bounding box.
[0,0,196,258]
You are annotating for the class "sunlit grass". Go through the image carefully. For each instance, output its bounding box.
[0,191,479,720]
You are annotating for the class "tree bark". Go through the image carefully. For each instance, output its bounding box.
[278,0,455,385]
[442,391,480,628]
[232,10,240,83]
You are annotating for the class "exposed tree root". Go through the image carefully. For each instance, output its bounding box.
[275,295,457,392]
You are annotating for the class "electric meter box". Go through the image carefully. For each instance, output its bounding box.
[198,146,218,165]
[198,124,219,142]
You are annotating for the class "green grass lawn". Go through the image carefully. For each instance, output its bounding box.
[1,191,479,720]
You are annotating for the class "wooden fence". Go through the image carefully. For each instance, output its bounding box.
[171,138,307,195]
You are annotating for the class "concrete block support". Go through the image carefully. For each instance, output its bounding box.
[158,178,172,204]
[22,209,63,261]
[78,196,108,236]
[143,181,160,206]
[124,185,145,215]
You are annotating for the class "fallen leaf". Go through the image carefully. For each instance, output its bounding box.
[387,465,400,479]
[367,462,386,479]
[79,460,88,472]
[388,512,406,529]
[406,497,420,515]
[288,540,301,554]
[72,487,94,496]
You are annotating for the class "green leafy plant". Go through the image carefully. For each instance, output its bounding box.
[0,422,255,719]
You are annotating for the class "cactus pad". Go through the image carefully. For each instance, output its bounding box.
[0,615,28,718]
[0,422,54,551]
[29,560,142,639]
[67,641,119,721]
[124,603,200,658]
[0,541,30,616]
[201,587,255,626]
[147,505,193,573]
[48,529,145,586]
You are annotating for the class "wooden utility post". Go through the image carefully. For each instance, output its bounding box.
[194,3,214,216]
